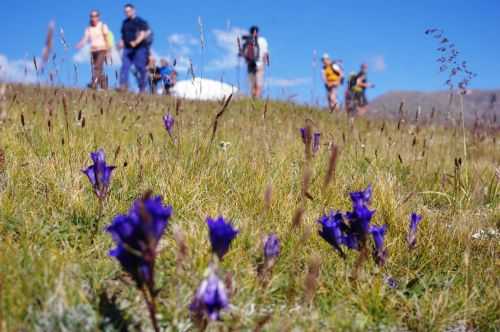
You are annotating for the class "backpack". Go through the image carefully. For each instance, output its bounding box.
[101,24,114,50]
[242,37,260,65]
[348,73,358,90]
[325,64,342,85]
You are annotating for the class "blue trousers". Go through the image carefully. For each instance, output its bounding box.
[120,46,149,92]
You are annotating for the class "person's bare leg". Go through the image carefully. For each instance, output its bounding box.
[358,106,368,116]
[95,51,107,90]
[255,68,264,98]
[332,88,338,111]
[255,85,262,98]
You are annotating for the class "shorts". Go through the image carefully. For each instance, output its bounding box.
[248,67,265,88]
[325,84,339,92]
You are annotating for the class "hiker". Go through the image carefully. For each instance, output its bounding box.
[76,10,112,90]
[346,63,375,115]
[239,26,269,98]
[149,58,177,95]
[118,4,153,93]
[147,56,160,94]
[321,53,343,112]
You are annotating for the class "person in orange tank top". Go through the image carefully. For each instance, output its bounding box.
[321,53,343,112]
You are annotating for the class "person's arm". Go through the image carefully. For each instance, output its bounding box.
[130,19,151,48]
[264,52,270,66]
[75,28,89,49]
[171,71,177,85]
[261,38,270,66]
[357,75,372,88]
[130,30,150,48]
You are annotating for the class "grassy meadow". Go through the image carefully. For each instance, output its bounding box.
[0,84,499,331]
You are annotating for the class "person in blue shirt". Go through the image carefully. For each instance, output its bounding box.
[149,58,177,95]
[159,59,176,95]
[118,4,152,92]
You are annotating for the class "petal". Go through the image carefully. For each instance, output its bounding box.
[82,166,97,186]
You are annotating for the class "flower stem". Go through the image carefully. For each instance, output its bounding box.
[141,287,160,332]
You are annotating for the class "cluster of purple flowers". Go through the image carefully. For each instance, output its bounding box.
[107,194,173,290]
[318,185,423,266]
[318,185,385,265]
[83,139,422,330]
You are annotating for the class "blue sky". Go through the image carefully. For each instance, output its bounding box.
[0,0,499,103]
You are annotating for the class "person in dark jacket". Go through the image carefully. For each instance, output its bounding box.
[118,4,151,92]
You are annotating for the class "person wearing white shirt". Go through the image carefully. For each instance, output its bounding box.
[76,10,112,89]
[240,26,269,98]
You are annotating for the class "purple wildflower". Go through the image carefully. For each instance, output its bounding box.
[106,194,173,290]
[349,184,372,207]
[370,224,388,266]
[345,203,375,245]
[300,127,307,144]
[384,274,398,289]
[344,185,375,246]
[82,149,116,199]
[207,216,239,260]
[163,113,175,137]
[407,213,423,249]
[318,211,347,258]
[343,233,360,250]
[190,269,229,321]
[263,233,280,260]
[312,132,321,154]
[300,128,321,154]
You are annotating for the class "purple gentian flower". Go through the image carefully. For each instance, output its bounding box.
[407,213,423,249]
[82,149,116,199]
[349,184,372,207]
[344,185,375,246]
[318,211,347,258]
[190,269,229,321]
[207,216,238,260]
[300,127,307,144]
[343,233,360,250]
[345,203,375,244]
[312,132,321,154]
[107,195,173,290]
[384,274,398,289]
[263,233,280,260]
[163,113,175,137]
[370,224,388,266]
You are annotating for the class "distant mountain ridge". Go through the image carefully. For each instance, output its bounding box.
[370,90,499,129]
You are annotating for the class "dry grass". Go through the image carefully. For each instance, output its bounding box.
[0,84,498,331]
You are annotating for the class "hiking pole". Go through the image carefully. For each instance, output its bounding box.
[237,37,242,92]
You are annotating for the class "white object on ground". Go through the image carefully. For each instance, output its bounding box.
[171,78,237,101]
[471,228,499,240]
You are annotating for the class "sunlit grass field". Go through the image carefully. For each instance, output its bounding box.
[0,85,498,331]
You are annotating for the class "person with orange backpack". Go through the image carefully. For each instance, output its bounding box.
[321,53,343,112]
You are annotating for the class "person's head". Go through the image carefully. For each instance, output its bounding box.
[89,10,101,26]
[148,56,156,66]
[361,63,368,73]
[160,59,169,67]
[322,53,332,66]
[249,26,259,37]
[124,4,136,19]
